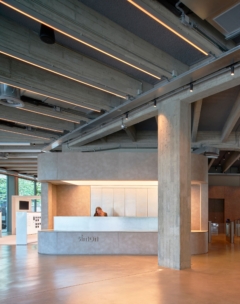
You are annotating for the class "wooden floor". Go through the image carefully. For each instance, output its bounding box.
[0,234,240,304]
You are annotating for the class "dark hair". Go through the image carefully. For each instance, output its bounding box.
[94,206,102,216]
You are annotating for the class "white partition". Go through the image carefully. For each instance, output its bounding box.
[113,188,124,216]
[91,187,102,215]
[137,189,148,217]
[148,188,158,216]
[91,186,158,217]
[102,188,114,216]
[125,188,136,216]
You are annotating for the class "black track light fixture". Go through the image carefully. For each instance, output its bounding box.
[231,65,234,76]
[125,112,128,120]
[40,24,55,44]
[153,99,157,107]
[190,83,193,92]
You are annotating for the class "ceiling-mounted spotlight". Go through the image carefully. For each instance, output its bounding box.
[126,112,129,120]
[40,24,55,44]
[121,118,125,129]
[190,83,193,92]
[231,65,234,76]
[154,99,157,107]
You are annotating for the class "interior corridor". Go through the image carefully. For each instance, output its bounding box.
[1,235,240,304]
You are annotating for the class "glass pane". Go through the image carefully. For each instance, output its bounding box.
[0,174,7,231]
[36,182,41,195]
[18,178,34,196]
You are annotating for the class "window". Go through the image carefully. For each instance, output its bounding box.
[18,178,35,196]
[0,174,7,231]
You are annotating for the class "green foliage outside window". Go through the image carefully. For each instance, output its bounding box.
[18,178,35,196]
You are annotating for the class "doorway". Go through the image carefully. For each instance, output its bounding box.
[209,199,224,234]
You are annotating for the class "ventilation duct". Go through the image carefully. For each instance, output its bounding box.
[193,146,219,158]
[0,84,24,108]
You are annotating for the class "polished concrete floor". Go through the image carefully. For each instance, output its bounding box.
[1,235,240,304]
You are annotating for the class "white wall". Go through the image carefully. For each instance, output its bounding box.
[91,186,158,217]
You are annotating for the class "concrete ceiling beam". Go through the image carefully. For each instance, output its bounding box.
[0,16,144,98]
[138,0,228,56]
[221,90,240,142]
[19,103,89,123]
[0,105,74,133]
[6,153,39,159]
[0,159,37,164]
[0,54,118,112]
[124,126,137,142]
[223,151,240,172]
[0,0,188,78]
[208,159,215,170]
[2,164,37,168]
[191,99,202,142]
[0,125,57,141]
[62,68,240,151]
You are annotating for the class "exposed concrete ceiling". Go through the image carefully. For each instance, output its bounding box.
[0,0,240,177]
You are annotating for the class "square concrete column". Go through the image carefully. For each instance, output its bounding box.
[158,99,191,269]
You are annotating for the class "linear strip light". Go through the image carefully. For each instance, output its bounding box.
[127,0,208,56]
[0,1,161,80]
[19,107,80,124]
[0,81,101,112]
[0,142,30,146]
[0,127,50,140]
[0,50,126,99]
[0,118,63,133]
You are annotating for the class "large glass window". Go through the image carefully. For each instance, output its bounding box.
[0,174,7,231]
[18,178,35,196]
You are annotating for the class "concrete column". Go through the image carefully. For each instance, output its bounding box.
[7,176,18,233]
[158,99,191,270]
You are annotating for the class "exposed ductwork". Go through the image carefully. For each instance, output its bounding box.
[193,147,219,158]
[0,84,24,108]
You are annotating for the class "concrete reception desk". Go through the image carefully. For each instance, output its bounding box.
[38,217,208,255]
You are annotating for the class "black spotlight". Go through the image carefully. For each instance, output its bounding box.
[40,24,55,44]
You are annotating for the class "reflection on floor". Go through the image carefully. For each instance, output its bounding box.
[0,234,37,245]
[0,234,240,304]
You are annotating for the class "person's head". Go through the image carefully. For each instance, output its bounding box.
[95,207,103,216]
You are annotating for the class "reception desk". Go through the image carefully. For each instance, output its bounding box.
[38,217,208,255]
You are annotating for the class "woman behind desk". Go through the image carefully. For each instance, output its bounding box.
[94,207,108,216]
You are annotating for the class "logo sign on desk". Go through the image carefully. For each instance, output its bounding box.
[78,235,99,242]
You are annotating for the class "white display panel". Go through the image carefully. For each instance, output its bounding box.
[27,213,41,234]
[16,212,27,245]
[16,212,41,245]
